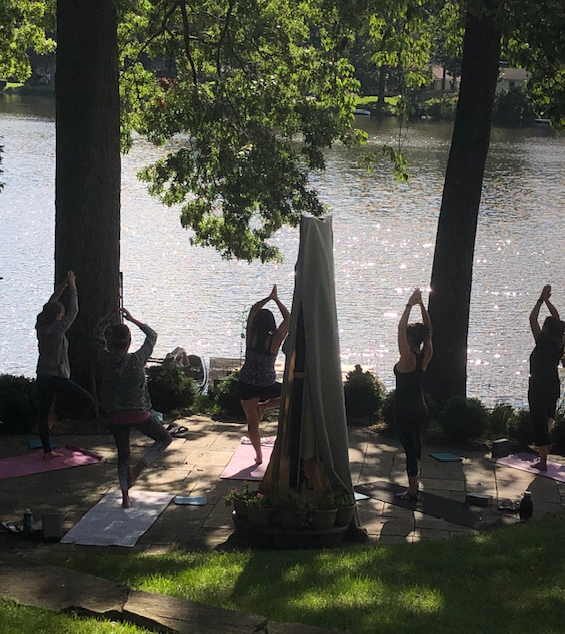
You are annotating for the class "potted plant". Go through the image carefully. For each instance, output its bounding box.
[309,488,338,531]
[334,491,356,527]
[245,492,274,528]
[224,482,257,520]
[275,489,311,530]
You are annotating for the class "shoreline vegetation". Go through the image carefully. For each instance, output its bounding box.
[1,83,549,129]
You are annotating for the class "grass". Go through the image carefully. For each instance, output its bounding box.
[0,599,153,634]
[28,510,565,634]
[354,95,399,107]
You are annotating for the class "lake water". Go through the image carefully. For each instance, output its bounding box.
[1,95,564,407]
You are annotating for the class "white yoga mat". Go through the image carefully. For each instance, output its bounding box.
[61,490,174,547]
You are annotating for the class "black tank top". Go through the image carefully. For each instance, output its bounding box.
[394,352,427,415]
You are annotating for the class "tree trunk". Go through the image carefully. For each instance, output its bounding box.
[55,0,121,399]
[425,7,501,406]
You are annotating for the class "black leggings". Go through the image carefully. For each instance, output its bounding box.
[37,376,94,453]
[396,410,426,477]
[109,417,172,491]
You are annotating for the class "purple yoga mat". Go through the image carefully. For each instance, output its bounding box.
[492,452,565,482]
[0,446,103,480]
[220,440,274,481]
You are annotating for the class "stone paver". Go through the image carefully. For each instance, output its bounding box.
[0,566,345,634]
[2,416,565,632]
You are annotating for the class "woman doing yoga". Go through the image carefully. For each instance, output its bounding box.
[238,285,290,464]
[394,288,433,501]
[528,285,565,471]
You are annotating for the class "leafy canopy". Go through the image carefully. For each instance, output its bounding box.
[119,0,364,262]
[0,0,55,80]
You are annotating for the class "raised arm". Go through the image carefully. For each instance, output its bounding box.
[246,286,277,341]
[530,285,552,341]
[56,271,79,332]
[47,278,68,303]
[418,295,433,369]
[120,307,157,362]
[545,297,560,320]
[270,287,290,353]
[397,289,420,358]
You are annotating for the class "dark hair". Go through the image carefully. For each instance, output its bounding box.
[406,323,430,350]
[36,301,64,327]
[109,324,131,351]
[542,316,565,344]
[249,309,276,353]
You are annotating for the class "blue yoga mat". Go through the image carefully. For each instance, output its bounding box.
[430,452,462,462]
[174,496,207,505]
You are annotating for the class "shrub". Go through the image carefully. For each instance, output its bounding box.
[488,403,515,438]
[492,87,535,128]
[381,389,396,430]
[438,396,489,443]
[210,370,243,417]
[146,362,196,414]
[508,408,532,447]
[343,365,385,421]
[551,411,565,456]
[422,94,457,120]
[0,374,38,433]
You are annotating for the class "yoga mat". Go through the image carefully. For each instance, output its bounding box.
[61,490,174,547]
[220,441,274,481]
[356,481,508,530]
[491,453,565,482]
[174,496,207,505]
[0,446,102,480]
[430,452,462,462]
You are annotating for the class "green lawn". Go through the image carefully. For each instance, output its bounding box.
[354,95,399,107]
[0,599,152,634]
[22,510,560,634]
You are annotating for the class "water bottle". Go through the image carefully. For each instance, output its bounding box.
[22,508,33,535]
[518,492,533,520]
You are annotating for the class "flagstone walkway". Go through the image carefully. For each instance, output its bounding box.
[1,415,564,556]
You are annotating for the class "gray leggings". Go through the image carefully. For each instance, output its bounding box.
[109,416,172,491]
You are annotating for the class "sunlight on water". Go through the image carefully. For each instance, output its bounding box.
[1,98,564,407]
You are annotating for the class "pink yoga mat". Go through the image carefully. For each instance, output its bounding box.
[0,446,103,480]
[220,439,274,481]
[492,452,565,482]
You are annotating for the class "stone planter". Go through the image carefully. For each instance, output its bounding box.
[309,508,338,531]
[233,498,249,521]
[335,504,355,528]
[278,508,309,530]
[247,505,274,528]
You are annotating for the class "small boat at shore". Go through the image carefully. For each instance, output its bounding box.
[149,348,208,392]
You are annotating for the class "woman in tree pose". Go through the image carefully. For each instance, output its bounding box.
[528,285,565,471]
[94,307,172,508]
[35,270,94,458]
[238,285,290,464]
[394,288,433,501]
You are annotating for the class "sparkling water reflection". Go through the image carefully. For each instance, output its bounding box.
[1,96,564,407]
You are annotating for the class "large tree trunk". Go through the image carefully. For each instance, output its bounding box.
[425,7,501,406]
[55,0,121,399]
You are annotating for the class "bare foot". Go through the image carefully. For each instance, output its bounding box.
[43,450,62,460]
[122,492,132,508]
[531,461,547,471]
[254,453,263,465]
